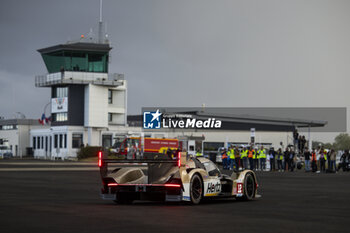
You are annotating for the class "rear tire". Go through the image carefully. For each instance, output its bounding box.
[237,173,255,201]
[190,174,203,204]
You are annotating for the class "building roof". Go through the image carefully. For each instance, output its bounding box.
[0,119,41,126]
[37,42,112,54]
[128,110,327,132]
[195,111,327,128]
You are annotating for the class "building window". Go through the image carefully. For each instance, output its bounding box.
[37,137,40,149]
[42,51,108,73]
[59,134,63,148]
[1,125,14,130]
[54,135,58,148]
[88,53,106,72]
[108,90,113,104]
[64,134,67,148]
[72,134,83,148]
[108,113,113,122]
[53,113,68,122]
[53,87,68,98]
[45,136,48,151]
[33,137,36,149]
[102,135,112,148]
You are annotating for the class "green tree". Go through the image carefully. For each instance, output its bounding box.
[333,133,350,151]
[312,141,324,149]
[323,143,333,149]
[312,141,333,149]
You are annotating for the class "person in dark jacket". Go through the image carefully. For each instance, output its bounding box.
[269,147,276,171]
[288,149,295,172]
[301,136,306,153]
[327,150,331,171]
[284,147,290,171]
[298,136,302,153]
[338,150,349,172]
[304,147,311,172]
[293,130,299,150]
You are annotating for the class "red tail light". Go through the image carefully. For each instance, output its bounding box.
[164,184,181,188]
[107,183,180,188]
[177,151,181,167]
[107,183,118,187]
[98,151,102,167]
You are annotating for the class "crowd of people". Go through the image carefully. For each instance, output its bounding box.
[219,144,350,173]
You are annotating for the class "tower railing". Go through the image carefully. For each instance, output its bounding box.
[35,71,124,87]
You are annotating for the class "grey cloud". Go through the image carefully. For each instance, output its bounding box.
[0,0,349,138]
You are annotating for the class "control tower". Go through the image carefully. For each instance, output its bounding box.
[31,6,127,159]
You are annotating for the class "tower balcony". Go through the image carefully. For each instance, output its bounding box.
[35,71,124,87]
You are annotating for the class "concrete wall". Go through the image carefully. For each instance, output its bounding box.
[18,125,30,157]
[108,80,127,125]
[83,81,127,128]
[84,84,108,128]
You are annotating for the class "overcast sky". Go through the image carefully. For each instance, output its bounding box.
[0,0,349,140]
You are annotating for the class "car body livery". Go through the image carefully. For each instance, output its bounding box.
[99,151,259,204]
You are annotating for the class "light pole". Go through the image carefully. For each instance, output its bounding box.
[43,101,51,117]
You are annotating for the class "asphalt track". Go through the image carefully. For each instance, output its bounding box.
[0,160,349,233]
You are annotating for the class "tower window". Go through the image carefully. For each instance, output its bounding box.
[41,48,109,73]
[53,87,68,98]
[53,113,68,122]
[108,90,113,104]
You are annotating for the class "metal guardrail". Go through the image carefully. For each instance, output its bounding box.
[35,72,124,87]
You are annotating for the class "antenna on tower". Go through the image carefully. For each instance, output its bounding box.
[104,22,109,43]
[99,0,102,23]
[98,0,103,43]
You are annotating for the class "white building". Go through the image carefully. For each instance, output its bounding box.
[127,110,326,156]
[0,119,42,157]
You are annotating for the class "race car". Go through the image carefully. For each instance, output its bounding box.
[99,151,259,204]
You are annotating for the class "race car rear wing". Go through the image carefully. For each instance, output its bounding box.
[98,151,181,165]
[98,150,187,177]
